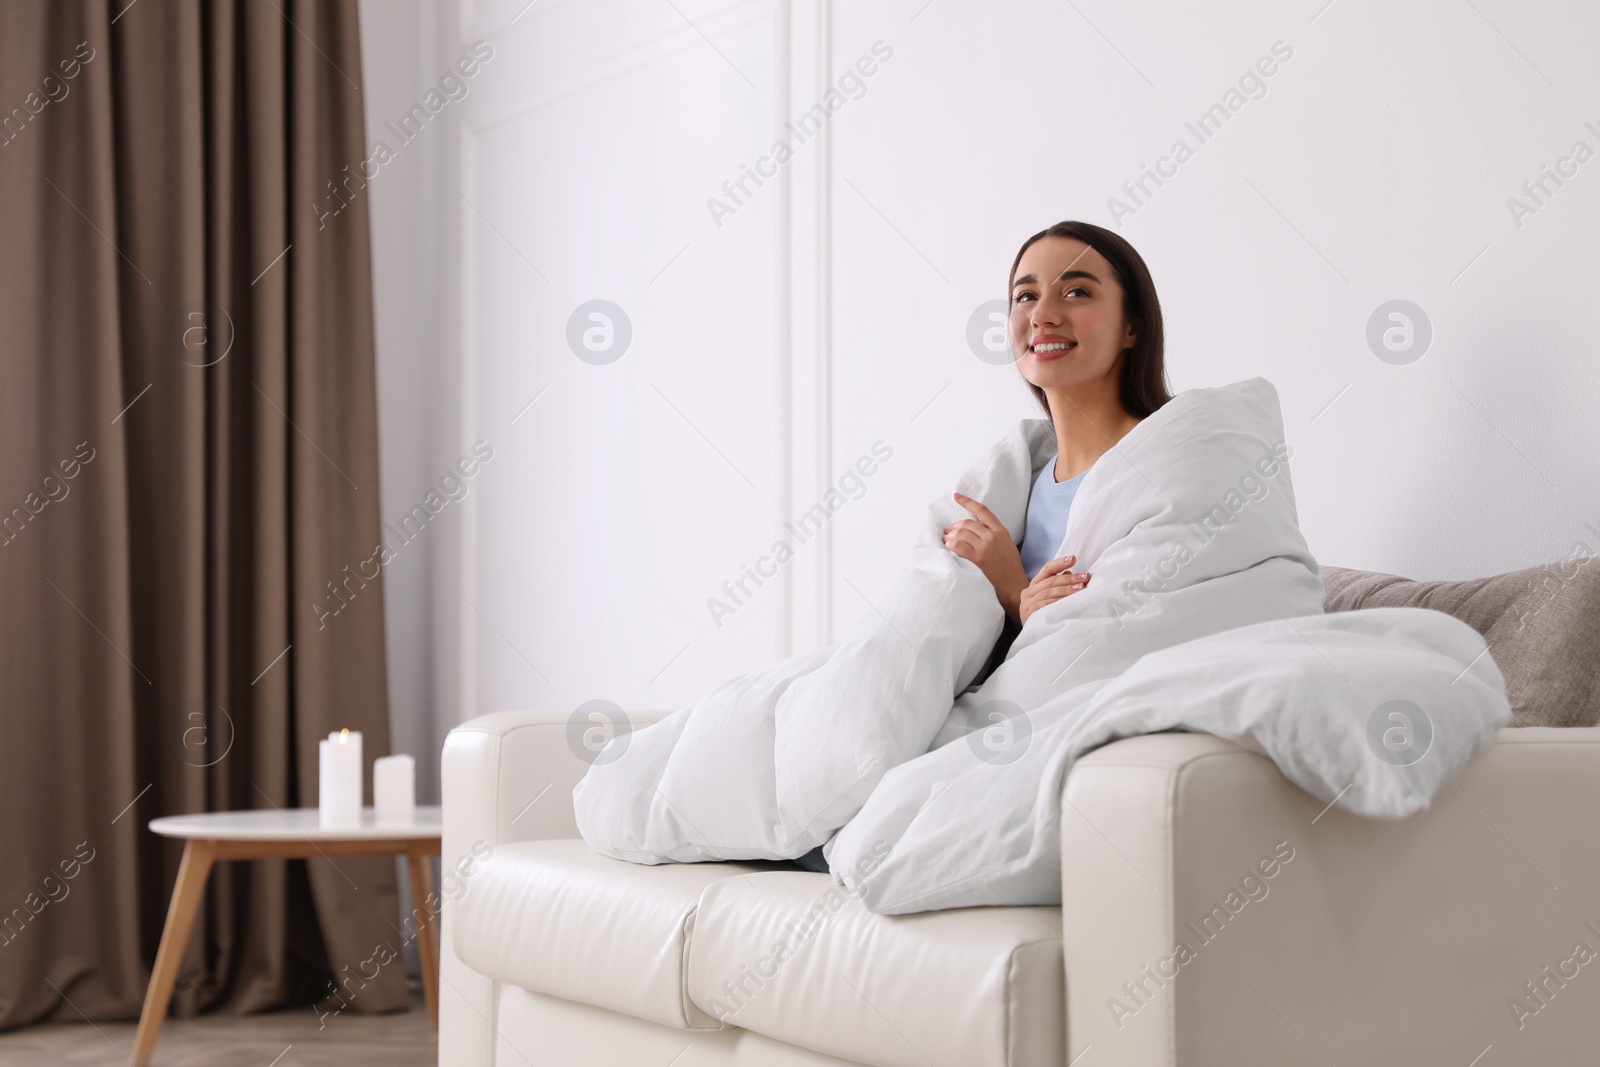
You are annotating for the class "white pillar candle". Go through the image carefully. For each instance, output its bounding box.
[318,728,363,827]
[373,754,415,824]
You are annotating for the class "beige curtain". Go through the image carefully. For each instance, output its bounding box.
[0,0,407,1027]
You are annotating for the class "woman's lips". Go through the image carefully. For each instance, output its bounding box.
[1029,340,1076,361]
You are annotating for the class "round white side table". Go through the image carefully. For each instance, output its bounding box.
[132,807,442,1067]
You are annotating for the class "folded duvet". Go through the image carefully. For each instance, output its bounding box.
[574,377,1512,913]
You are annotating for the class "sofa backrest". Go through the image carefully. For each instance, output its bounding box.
[1320,560,1600,728]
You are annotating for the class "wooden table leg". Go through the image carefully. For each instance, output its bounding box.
[406,850,440,1029]
[133,839,217,1067]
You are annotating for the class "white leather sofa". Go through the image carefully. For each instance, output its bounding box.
[440,710,1600,1066]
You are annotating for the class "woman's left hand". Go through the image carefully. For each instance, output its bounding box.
[1018,556,1090,625]
[943,492,1029,620]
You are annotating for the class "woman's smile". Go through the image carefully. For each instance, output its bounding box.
[1029,334,1077,360]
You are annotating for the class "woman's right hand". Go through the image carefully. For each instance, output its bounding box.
[1018,555,1091,625]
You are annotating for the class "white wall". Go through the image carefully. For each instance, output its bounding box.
[362,0,1600,750]
[360,0,463,804]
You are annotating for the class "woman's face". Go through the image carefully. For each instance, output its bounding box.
[1009,236,1137,394]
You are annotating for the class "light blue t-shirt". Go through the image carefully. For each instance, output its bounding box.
[1019,453,1085,580]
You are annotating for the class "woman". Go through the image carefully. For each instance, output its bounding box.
[791,222,1174,873]
[944,220,1172,637]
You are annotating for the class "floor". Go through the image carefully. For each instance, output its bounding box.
[0,989,436,1067]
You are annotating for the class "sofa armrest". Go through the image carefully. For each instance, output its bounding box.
[1060,726,1600,1066]
[442,709,667,849]
[440,708,669,1067]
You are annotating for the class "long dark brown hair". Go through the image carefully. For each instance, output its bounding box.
[1007,220,1172,419]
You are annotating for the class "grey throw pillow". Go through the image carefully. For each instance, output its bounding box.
[1319,560,1600,728]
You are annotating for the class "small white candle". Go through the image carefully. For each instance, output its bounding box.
[318,728,363,827]
[373,754,415,824]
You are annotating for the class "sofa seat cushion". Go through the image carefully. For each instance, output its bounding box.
[686,871,1064,1067]
[452,839,772,1030]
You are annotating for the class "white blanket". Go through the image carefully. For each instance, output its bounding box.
[574,378,1512,913]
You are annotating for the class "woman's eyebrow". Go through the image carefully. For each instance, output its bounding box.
[1012,269,1101,289]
